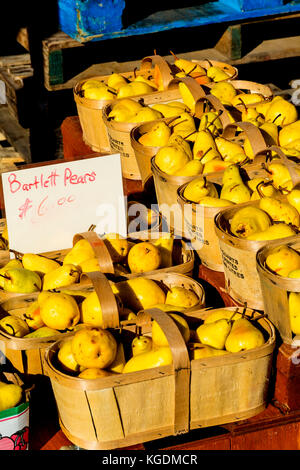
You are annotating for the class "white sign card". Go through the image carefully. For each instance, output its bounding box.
[1,154,127,254]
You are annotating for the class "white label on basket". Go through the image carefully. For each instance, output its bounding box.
[0,404,29,450]
[1,154,127,254]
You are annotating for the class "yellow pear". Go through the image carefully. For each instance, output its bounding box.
[165,286,199,309]
[103,233,129,263]
[174,159,203,176]
[79,257,101,273]
[108,342,126,373]
[24,326,60,338]
[230,206,271,238]
[113,277,166,312]
[132,335,153,356]
[170,113,197,139]
[267,161,294,192]
[152,235,174,268]
[40,292,80,330]
[286,189,300,215]
[80,291,107,327]
[183,177,218,203]
[203,158,232,174]
[82,79,105,90]
[198,112,223,137]
[265,245,300,277]
[42,264,80,290]
[231,93,264,107]
[155,144,191,175]
[0,315,30,337]
[71,326,117,369]
[193,129,217,160]
[204,309,242,324]
[78,368,114,379]
[215,137,246,161]
[22,253,60,275]
[196,318,232,350]
[117,81,156,98]
[152,313,190,346]
[127,107,163,123]
[107,73,127,90]
[225,318,265,352]
[0,259,23,289]
[138,121,171,147]
[279,120,300,147]
[0,267,42,293]
[288,292,300,335]
[265,98,298,127]
[58,338,81,373]
[259,197,300,227]
[220,164,251,204]
[151,103,182,118]
[63,239,95,267]
[0,381,23,412]
[197,196,234,207]
[24,300,44,330]
[210,81,237,103]
[188,343,229,360]
[246,222,296,241]
[122,346,172,373]
[127,241,161,273]
[84,86,116,101]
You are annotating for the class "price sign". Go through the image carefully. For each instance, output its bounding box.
[1,154,127,254]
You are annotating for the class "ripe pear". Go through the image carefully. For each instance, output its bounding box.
[178,82,198,112]
[265,98,298,127]
[123,346,172,373]
[103,233,129,263]
[230,206,271,238]
[267,161,293,191]
[155,145,190,175]
[0,267,42,293]
[225,318,265,352]
[170,113,197,139]
[152,313,190,347]
[127,241,161,273]
[133,75,157,90]
[193,129,217,160]
[151,103,183,118]
[168,133,193,159]
[165,286,199,309]
[215,137,246,162]
[113,277,166,312]
[197,196,234,207]
[132,335,153,356]
[259,122,279,146]
[84,86,116,101]
[288,292,300,335]
[286,189,300,215]
[265,245,300,277]
[204,309,243,324]
[203,158,232,174]
[220,165,251,204]
[39,292,80,330]
[22,253,60,275]
[71,326,117,369]
[0,381,23,412]
[231,93,264,107]
[58,338,81,373]
[107,73,128,90]
[196,318,232,350]
[210,81,237,103]
[279,120,300,147]
[24,300,45,330]
[183,177,218,203]
[206,64,229,82]
[0,259,23,289]
[152,235,174,268]
[198,112,223,137]
[108,342,126,373]
[24,326,60,338]
[42,264,80,290]
[246,222,296,241]
[174,159,203,176]
[79,257,101,273]
[188,343,229,360]
[80,291,106,327]
[117,81,156,98]
[259,197,300,227]
[0,315,30,337]
[138,121,171,147]
[63,239,95,267]
[81,79,105,91]
[128,107,163,123]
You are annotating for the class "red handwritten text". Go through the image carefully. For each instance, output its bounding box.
[64,168,96,186]
[18,198,33,219]
[8,171,60,194]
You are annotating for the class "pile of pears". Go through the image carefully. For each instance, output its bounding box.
[54,306,266,380]
[170,54,234,84]
[0,222,9,251]
[80,68,163,102]
[264,245,300,335]
[0,259,201,340]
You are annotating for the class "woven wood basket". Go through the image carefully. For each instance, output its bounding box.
[256,236,300,345]
[73,55,176,154]
[44,305,275,450]
[214,199,300,310]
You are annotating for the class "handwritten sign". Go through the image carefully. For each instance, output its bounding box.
[1,154,127,254]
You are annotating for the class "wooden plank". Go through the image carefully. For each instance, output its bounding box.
[0,105,31,163]
[16,27,30,52]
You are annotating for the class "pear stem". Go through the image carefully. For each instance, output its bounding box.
[200,146,213,160]
[169,50,179,61]
[272,114,281,124]
[0,273,10,280]
[171,118,189,129]
[184,130,198,140]
[9,249,24,259]
[204,58,213,68]
[256,180,273,199]
[88,224,96,232]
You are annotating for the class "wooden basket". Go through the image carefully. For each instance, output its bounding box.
[214,201,300,310]
[0,272,119,375]
[73,55,176,154]
[256,236,300,345]
[44,306,275,450]
[0,218,9,268]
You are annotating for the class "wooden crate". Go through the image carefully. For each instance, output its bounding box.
[44,306,275,450]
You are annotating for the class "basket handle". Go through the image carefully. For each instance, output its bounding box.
[222,121,268,157]
[257,145,300,188]
[136,308,190,435]
[73,231,115,274]
[228,80,273,101]
[80,271,120,329]
[194,94,233,129]
[140,55,175,90]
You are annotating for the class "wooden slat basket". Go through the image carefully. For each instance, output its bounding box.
[73,55,176,154]
[44,306,275,450]
[256,237,300,345]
